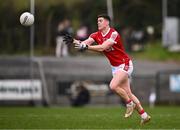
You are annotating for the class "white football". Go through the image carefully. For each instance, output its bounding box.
[20,12,34,26]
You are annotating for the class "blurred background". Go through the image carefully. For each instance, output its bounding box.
[0,0,180,107]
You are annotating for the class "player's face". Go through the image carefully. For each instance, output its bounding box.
[97,17,109,31]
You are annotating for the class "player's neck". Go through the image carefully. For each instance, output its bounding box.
[101,26,110,35]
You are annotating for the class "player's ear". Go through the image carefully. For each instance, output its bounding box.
[104,19,110,26]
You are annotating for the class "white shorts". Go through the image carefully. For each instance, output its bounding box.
[111,60,133,77]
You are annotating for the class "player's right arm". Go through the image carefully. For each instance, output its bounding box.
[63,34,94,45]
[73,37,94,46]
[73,37,95,51]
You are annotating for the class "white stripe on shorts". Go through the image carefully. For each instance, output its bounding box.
[111,60,133,77]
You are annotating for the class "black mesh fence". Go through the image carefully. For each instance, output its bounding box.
[156,70,180,104]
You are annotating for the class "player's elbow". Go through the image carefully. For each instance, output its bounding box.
[98,46,106,51]
[99,45,109,52]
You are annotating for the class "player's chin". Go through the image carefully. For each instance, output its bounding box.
[98,26,102,31]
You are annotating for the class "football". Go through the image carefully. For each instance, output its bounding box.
[20,12,34,26]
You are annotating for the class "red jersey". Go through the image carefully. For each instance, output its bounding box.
[90,27,130,66]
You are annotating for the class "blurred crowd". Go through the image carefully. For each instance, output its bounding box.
[121,26,154,53]
[55,18,155,58]
[56,19,89,57]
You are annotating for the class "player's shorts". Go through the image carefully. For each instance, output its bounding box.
[111,60,133,77]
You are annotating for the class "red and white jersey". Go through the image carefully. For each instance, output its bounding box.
[90,27,130,66]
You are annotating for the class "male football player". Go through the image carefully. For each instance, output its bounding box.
[64,14,151,125]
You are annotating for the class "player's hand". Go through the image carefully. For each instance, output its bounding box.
[75,43,88,51]
[63,34,74,45]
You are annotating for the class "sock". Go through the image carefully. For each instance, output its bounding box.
[139,109,145,115]
[139,110,148,119]
[126,99,132,104]
[126,100,133,107]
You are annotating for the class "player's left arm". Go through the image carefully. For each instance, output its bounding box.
[74,37,95,46]
[75,38,114,52]
[82,31,118,52]
[88,40,113,52]
[75,40,113,52]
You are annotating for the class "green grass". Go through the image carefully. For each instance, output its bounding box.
[131,41,180,61]
[0,106,180,129]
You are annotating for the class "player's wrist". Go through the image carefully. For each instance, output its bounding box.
[73,39,81,44]
[74,42,88,51]
[85,44,89,50]
[81,43,88,50]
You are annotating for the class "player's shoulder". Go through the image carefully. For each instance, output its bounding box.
[110,28,119,37]
[110,28,119,34]
[90,31,99,40]
[90,31,98,36]
[90,31,101,37]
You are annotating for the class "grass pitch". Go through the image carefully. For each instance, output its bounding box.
[0,106,180,129]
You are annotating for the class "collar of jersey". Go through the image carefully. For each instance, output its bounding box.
[101,28,110,37]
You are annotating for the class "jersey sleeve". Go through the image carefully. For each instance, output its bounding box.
[107,31,118,44]
[89,32,98,41]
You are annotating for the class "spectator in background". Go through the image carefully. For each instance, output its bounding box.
[56,19,73,57]
[146,26,155,41]
[121,27,133,52]
[69,83,90,107]
[130,29,147,52]
[76,25,89,41]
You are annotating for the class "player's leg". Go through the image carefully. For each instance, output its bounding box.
[62,42,69,57]
[126,96,151,125]
[131,94,151,125]
[121,80,143,111]
[121,79,151,124]
[109,70,135,117]
[56,36,63,57]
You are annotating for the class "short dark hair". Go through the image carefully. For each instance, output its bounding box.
[97,14,111,22]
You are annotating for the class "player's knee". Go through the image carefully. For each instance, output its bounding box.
[109,82,118,91]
